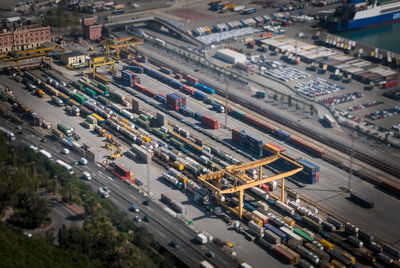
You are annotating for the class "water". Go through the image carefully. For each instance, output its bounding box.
[336,21,400,54]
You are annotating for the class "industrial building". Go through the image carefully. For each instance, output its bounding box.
[0,24,51,53]
[61,51,86,66]
[82,17,102,41]
[215,48,247,64]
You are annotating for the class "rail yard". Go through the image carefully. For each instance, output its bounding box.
[1,0,400,267]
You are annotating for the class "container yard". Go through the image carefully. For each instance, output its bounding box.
[0,0,400,267]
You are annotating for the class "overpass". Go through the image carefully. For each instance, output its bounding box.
[104,16,202,47]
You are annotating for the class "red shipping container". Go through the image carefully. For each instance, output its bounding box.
[259,121,276,134]
[203,115,219,129]
[260,32,274,38]
[384,80,398,89]
[289,135,325,157]
[266,142,286,153]
[261,183,269,193]
[185,74,199,86]
[112,163,130,181]
[181,85,195,95]
[158,93,166,98]
[142,87,157,98]
[244,114,261,127]
[232,128,244,143]
[130,60,142,67]
[315,171,320,183]
[175,73,183,80]
[273,246,295,264]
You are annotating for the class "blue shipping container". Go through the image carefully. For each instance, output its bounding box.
[274,129,291,141]
[231,109,246,119]
[265,224,288,242]
[155,94,166,103]
[300,159,320,172]
[194,91,207,101]
[194,112,204,121]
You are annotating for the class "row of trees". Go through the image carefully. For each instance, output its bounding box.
[0,133,176,267]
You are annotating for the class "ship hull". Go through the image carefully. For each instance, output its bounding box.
[336,10,400,31]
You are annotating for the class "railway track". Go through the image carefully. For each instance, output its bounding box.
[140,52,400,187]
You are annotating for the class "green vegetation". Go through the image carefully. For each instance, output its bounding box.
[0,133,175,267]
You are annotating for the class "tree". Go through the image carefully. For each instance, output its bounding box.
[280,94,285,102]
[288,95,292,107]
[273,93,277,100]
[310,104,314,115]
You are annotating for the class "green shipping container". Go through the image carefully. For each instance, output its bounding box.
[139,114,149,121]
[96,82,109,92]
[0,92,9,102]
[152,128,166,139]
[97,95,110,105]
[85,88,97,98]
[293,228,314,243]
[73,93,86,104]
[301,216,322,232]
[170,138,184,149]
[137,118,150,130]
[72,81,84,90]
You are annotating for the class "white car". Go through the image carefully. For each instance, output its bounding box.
[61,148,70,154]
[82,171,91,180]
[79,157,88,165]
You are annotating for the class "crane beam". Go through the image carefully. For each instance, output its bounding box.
[219,167,302,194]
[227,154,280,172]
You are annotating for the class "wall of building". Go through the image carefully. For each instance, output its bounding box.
[0,25,51,53]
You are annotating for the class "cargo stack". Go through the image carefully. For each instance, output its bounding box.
[121,70,137,87]
[185,75,199,86]
[295,159,320,184]
[202,115,219,129]
[166,93,186,111]
[232,128,246,143]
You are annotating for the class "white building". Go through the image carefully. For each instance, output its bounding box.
[215,48,247,64]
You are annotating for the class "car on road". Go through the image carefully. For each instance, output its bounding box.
[143,200,150,206]
[134,216,141,223]
[40,138,47,143]
[170,241,179,249]
[102,186,110,194]
[98,187,109,199]
[82,171,91,181]
[206,251,215,258]
[143,215,151,223]
[61,148,70,154]
[79,157,88,165]
[30,144,38,151]
[129,205,139,213]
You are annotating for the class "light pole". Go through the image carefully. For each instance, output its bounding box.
[348,130,355,193]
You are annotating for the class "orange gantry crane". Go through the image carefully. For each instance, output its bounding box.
[198,152,303,220]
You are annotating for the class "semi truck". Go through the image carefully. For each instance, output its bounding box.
[51,95,64,106]
[57,123,73,137]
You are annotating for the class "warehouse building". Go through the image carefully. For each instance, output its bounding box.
[61,51,86,66]
[215,48,247,64]
[82,17,102,41]
[0,24,51,53]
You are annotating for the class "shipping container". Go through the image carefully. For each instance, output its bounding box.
[202,115,219,129]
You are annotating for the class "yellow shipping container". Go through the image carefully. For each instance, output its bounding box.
[142,136,151,143]
[204,26,212,33]
[283,216,295,227]
[320,239,334,250]
[174,161,184,171]
[331,260,345,268]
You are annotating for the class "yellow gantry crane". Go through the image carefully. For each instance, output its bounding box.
[198,152,303,220]
[101,36,143,60]
[88,57,116,83]
[0,46,65,73]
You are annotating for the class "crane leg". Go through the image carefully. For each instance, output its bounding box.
[281,178,285,203]
[239,189,243,220]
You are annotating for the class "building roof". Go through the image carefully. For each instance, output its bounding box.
[63,51,84,57]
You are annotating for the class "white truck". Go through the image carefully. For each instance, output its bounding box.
[98,187,109,199]
[196,233,208,244]
[39,149,52,160]
[51,95,64,106]
[0,126,15,141]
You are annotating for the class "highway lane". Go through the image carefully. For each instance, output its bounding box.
[1,120,238,268]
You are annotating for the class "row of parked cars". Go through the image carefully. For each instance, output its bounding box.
[295,77,345,98]
[318,92,363,106]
